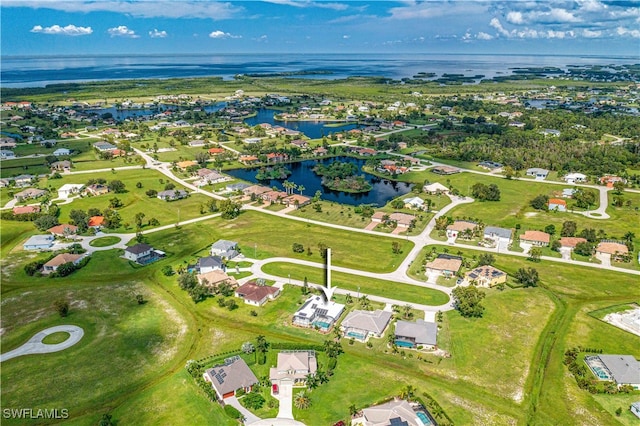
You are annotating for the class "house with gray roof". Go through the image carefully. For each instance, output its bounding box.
[484,226,513,251]
[211,239,239,259]
[23,235,54,251]
[394,319,438,350]
[353,399,435,426]
[631,402,640,419]
[269,351,317,386]
[340,309,392,342]
[203,356,258,400]
[293,294,345,332]
[596,355,640,389]
[157,189,188,201]
[93,141,118,152]
[197,256,224,274]
[526,167,549,180]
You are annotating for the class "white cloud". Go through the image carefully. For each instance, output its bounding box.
[490,18,513,37]
[3,1,243,20]
[387,1,485,20]
[209,30,241,39]
[30,24,93,36]
[517,29,540,39]
[262,0,349,11]
[577,0,607,12]
[108,26,139,38]
[253,35,268,42]
[506,11,524,24]
[149,29,167,38]
[616,26,640,38]
[342,34,350,39]
[477,32,494,40]
[582,29,602,38]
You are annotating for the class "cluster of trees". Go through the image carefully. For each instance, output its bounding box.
[451,286,486,318]
[69,207,120,232]
[514,267,540,287]
[177,272,236,303]
[471,183,501,201]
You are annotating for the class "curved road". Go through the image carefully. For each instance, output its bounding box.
[0,325,84,362]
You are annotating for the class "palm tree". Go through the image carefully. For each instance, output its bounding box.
[294,391,311,409]
[623,231,635,242]
[297,184,306,195]
[402,304,413,319]
[400,384,416,400]
[349,404,358,417]
[305,373,319,390]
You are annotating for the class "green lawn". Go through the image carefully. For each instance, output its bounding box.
[89,236,121,247]
[41,331,70,344]
[145,210,414,273]
[261,262,449,306]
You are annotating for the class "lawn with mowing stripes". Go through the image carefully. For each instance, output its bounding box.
[261,262,449,306]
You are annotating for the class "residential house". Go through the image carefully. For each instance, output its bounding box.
[431,165,460,175]
[226,183,250,193]
[465,265,507,288]
[239,155,259,165]
[559,237,587,249]
[0,150,15,159]
[203,356,258,400]
[600,175,626,187]
[283,194,311,209]
[562,188,577,198]
[243,184,271,198]
[14,188,47,202]
[157,189,188,201]
[548,198,567,212]
[290,139,309,149]
[269,351,317,386]
[631,402,640,419]
[352,399,434,426]
[402,196,424,210]
[589,355,640,390]
[243,137,262,144]
[48,224,78,237]
[293,294,345,332]
[14,174,34,187]
[88,216,105,229]
[266,152,288,163]
[57,184,84,199]
[197,169,228,185]
[260,190,288,204]
[313,147,328,156]
[520,230,551,247]
[176,160,197,170]
[596,241,629,261]
[196,256,225,274]
[84,184,109,196]
[423,182,449,194]
[564,172,587,184]
[478,161,503,170]
[93,141,118,152]
[123,243,161,264]
[446,220,478,240]
[0,178,11,188]
[42,253,84,274]
[484,226,512,249]
[340,309,392,342]
[235,282,280,306]
[541,129,561,137]
[425,254,462,278]
[13,205,40,215]
[196,270,238,293]
[208,147,225,155]
[53,148,71,156]
[394,319,438,349]
[526,168,549,180]
[50,160,71,172]
[211,240,239,259]
[188,140,206,147]
[23,235,54,251]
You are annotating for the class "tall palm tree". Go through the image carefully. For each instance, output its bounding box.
[297,184,306,195]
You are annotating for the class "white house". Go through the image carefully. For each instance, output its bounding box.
[123,243,160,264]
[423,182,449,194]
[293,295,344,332]
[57,183,84,199]
[564,172,587,184]
[23,235,54,251]
[402,196,425,210]
[210,240,239,259]
[0,150,16,159]
[53,148,71,156]
[340,309,392,342]
[526,168,549,180]
[631,402,640,419]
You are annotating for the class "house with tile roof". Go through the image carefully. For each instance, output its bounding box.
[42,253,84,274]
[464,265,507,288]
[340,309,392,342]
[520,230,550,247]
[234,282,280,306]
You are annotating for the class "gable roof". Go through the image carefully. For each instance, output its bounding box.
[13,205,40,215]
[548,198,567,206]
[559,237,587,248]
[235,282,279,302]
[361,400,421,426]
[447,220,477,232]
[44,253,83,268]
[197,270,237,287]
[484,226,512,239]
[198,256,224,269]
[211,240,238,252]
[425,257,462,272]
[88,216,104,227]
[48,224,78,235]
[598,355,640,385]
[596,242,628,255]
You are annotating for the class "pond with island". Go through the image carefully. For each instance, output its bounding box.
[244,108,363,139]
[226,156,413,207]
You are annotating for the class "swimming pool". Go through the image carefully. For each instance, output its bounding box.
[395,340,415,348]
[416,411,432,425]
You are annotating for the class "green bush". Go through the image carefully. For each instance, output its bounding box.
[223,404,242,419]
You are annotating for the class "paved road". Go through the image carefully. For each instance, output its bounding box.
[0,325,84,362]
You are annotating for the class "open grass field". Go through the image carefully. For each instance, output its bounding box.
[89,236,121,247]
[144,210,414,273]
[261,262,450,306]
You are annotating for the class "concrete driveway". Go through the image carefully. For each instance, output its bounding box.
[225,396,261,425]
[596,252,611,267]
[275,381,294,419]
[0,325,84,362]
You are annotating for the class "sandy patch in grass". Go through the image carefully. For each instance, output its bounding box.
[448,394,517,425]
[524,212,538,217]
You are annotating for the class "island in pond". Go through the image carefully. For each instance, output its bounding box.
[313,161,372,193]
[255,165,291,180]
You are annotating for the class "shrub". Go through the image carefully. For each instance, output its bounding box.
[54,299,69,317]
[292,243,304,253]
[223,405,242,419]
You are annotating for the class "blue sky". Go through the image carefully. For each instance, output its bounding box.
[1,1,639,56]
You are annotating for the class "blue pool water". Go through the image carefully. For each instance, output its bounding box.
[416,411,432,425]
[346,331,366,340]
[395,340,414,348]
[313,321,331,330]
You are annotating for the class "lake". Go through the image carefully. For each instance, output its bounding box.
[226,156,413,207]
[84,102,227,121]
[244,108,361,139]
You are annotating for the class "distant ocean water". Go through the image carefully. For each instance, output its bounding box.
[1,53,637,88]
